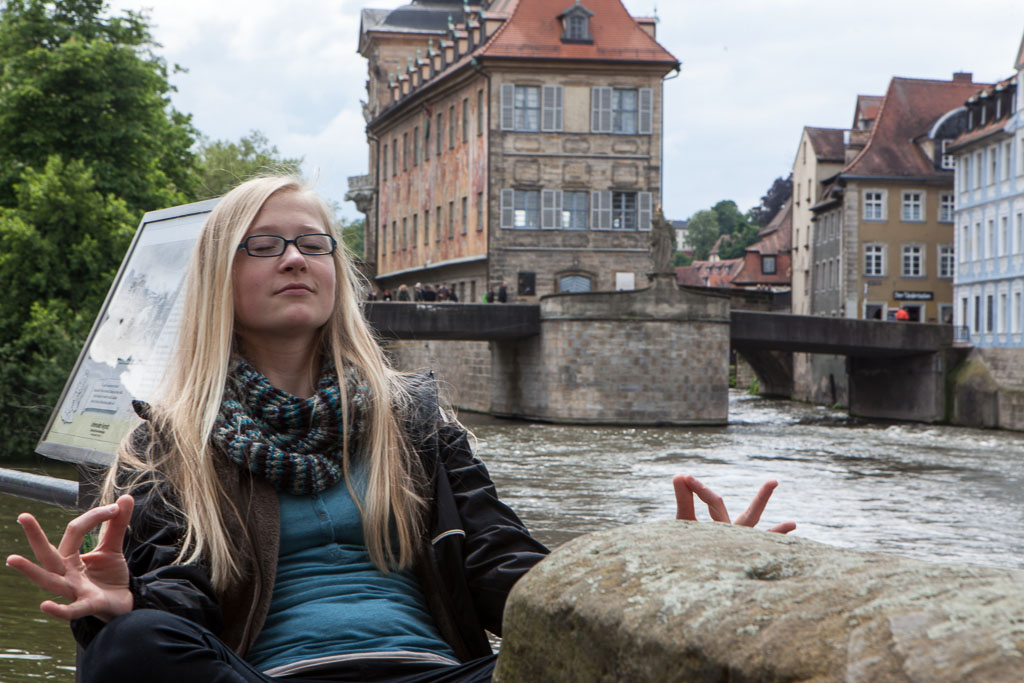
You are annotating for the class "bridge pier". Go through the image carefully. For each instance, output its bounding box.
[491,277,731,425]
[735,349,793,397]
[848,349,964,423]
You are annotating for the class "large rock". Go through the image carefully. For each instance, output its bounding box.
[494,521,1024,682]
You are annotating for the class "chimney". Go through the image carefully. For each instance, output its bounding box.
[953,72,973,83]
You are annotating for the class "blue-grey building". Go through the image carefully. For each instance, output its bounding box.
[951,33,1024,346]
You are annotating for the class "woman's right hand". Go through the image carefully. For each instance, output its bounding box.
[6,494,135,622]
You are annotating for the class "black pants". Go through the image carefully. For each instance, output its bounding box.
[81,610,496,683]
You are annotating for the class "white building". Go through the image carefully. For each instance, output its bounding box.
[950,34,1024,346]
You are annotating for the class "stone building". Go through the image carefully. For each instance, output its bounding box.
[948,33,1024,346]
[348,0,679,301]
[790,126,847,315]
[808,74,983,323]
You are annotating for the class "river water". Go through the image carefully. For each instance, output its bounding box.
[2,391,1022,680]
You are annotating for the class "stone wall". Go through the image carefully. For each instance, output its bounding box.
[495,521,1024,683]
[792,351,849,407]
[386,339,492,413]
[491,278,730,424]
[950,347,1024,431]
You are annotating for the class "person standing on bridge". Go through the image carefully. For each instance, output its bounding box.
[7,174,793,682]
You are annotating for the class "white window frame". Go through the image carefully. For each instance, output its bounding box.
[863,189,886,221]
[938,244,955,279]
[561,190,588,230]
[500,84,540,132]
[901,244,924,278]
[864,243,885,276]
[940,139,955,169]
[901,190,924,222]
[939,193,954,223]
[591,86,652,134]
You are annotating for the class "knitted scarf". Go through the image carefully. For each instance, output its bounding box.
[212,359,370,494]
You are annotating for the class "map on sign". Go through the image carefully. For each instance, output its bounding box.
[37,199,218,467]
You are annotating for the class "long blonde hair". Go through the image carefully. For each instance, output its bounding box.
[105,176,425,591]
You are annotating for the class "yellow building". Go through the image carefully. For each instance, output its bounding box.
[811,75,984,322]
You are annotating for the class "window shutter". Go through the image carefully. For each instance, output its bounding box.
[591,87,612,133]
[600,88,612,133]
[639,88,653,134]
[638,192,652,231]
[591,190,611,229]
[542,189,561,228]
[501,84,515,131]
[501,189,514,228]
[542,85,563,132]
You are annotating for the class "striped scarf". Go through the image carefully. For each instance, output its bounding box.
[212,359,369,494]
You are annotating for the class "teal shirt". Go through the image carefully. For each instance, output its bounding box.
[245,476,456,672]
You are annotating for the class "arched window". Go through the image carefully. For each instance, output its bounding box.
[559,274,592,293]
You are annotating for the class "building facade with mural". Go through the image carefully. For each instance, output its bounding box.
[348,0,679,301]
[949,35,1024,346]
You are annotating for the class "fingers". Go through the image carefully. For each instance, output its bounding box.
[5,554,75,599]
[94,495,134,554]
[673,474,696,521]
[16,514,65,574]
[682,475,731,523]
[734,480,778,528]
[769,521,797,534]
[56,503,123,557]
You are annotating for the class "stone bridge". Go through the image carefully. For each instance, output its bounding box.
[365,287,958,424]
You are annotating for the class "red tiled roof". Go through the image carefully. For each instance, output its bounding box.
[950,116,1011,150]
[674,259,744,288]
[843,77,989,180]
[805,127,845,163]
[853,95,883,127]
[480,0,678,65]
[750,197,792,252]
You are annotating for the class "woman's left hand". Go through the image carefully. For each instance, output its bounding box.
[673,474,796,534]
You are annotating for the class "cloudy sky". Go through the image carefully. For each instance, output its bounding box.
[106,0,1024,222]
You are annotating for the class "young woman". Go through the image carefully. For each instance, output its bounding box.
[7,176,792,682]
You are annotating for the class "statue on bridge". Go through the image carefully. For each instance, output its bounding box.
[650,206,675,276]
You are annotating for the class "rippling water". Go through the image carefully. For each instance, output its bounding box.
[3,392,1022,680]
[474,393,1024,568]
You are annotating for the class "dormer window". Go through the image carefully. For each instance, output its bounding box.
[558,2,594,44]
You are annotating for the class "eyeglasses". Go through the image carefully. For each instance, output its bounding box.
[237,233,337,257]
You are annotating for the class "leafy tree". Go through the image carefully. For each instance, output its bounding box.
[0,157,135,459]
[711,200,747,236]
[686,210,721,261]
[0,0,200,212]
[197,130,302,198]
[717,222,761,260]
[749,174,793,227]
[0,0,200,459]
[339,217,366,260]
[673,251,692,267]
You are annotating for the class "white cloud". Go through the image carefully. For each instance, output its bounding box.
[109,0,1024,221]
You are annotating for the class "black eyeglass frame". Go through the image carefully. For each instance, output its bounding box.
[236,233,337,257]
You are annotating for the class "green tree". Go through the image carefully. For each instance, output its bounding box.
[749,174,793,227]
[0,157,135,458]
[686,210,721,261]
[673,251,692,267]
[339,217,365,260]
[0,0,200,212]
[0,0,200,459]
[197,130,303,198]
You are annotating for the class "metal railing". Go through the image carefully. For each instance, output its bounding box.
[0,467,79,509]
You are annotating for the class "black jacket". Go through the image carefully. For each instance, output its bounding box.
[72,389,549,662]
